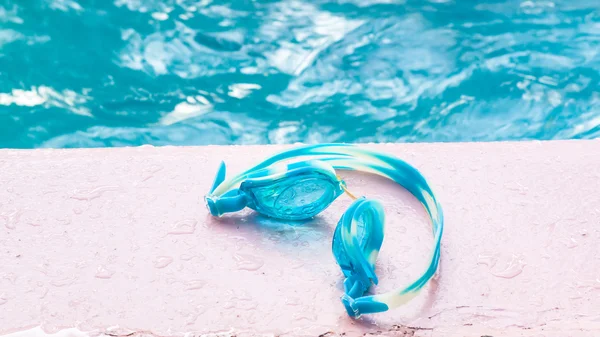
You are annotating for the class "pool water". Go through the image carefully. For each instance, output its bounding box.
[1,0,599,148]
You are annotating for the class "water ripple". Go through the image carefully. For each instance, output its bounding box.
[1,0,599,148]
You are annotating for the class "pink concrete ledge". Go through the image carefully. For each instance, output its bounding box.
[1,140,600,337]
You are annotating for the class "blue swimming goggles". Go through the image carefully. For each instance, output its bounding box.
[205,143,443,318]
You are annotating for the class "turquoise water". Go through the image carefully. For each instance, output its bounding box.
[1,1,599,148]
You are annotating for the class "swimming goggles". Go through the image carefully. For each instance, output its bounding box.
[205,143,443,318]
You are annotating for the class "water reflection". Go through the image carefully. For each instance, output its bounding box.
[0,0,598,148]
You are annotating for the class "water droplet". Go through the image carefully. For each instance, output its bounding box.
[285,297,301,306]
[39,287,49,299]
[477,253,498,268]
[232,237,250,251]
[233,253,264,271]
[74,260,86,269]
[2,272,17,284]
[148,164,164,174]
[70,185,120,201]
[1,208,21,229]
[268,233,281,242]
[181,305,209,326]
[492,255,526,279]
[505,182,528,194]
[73,208,83,215]
[168,219,197,235]
[54,215,71,226]
[531,297,544,307]
[95,265,115,279]
[398,260,412,268]
[223,290,257,311]
[247,313,258,325]
[0,217,9,230]
[397,246,411,253]
[23,212,46,226]
[180,253,206,261]
[51,275,76,287]
[185,280,207,290]
[385,264,398,279]
[560,237,578,248]
[0,293,7,305]
[184,313,198,326]
[153,256,173,269]
[89,213,101,219]
[293,307,317,321]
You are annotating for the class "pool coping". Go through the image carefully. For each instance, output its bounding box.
[1,139,599,337]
